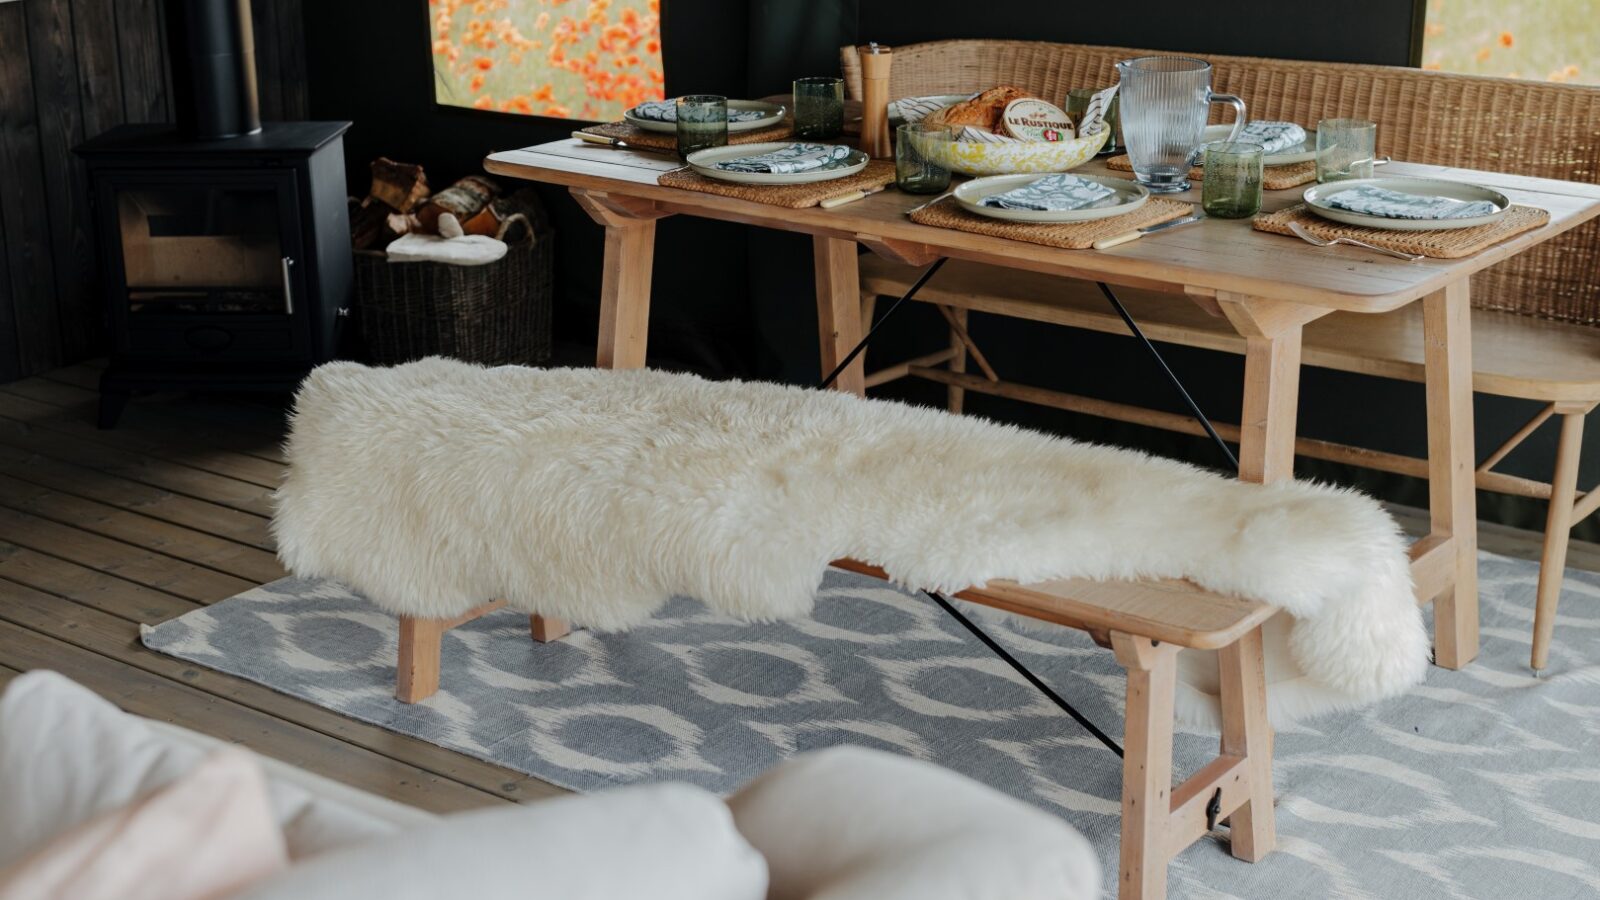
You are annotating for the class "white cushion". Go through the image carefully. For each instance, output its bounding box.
[728,746,1101,900]
[234,783,769,900]
[0,671,406,865]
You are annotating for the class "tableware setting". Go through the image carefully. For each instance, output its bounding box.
[1302,176,1510,231]
[1201,141,1264,218]
[894,84,1119,176]
[685,142,870,185]
[1201,122,1316,165]
[954,172,1149,223]
[1316,117,1379,182]
[1287,221,1424,261]
[674,94,731,157]
[624,99,787,134]
[794,76,847,139]
[1091,212,1205,250]
[1118,55,1246,193]
[894,122,956,194]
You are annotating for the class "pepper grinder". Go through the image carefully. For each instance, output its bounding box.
[859,42,893,159]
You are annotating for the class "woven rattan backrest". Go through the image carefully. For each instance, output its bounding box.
[843,40,1600,324]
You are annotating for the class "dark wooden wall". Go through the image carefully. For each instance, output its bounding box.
[0,0,309,382]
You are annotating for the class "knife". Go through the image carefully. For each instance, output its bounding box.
[1091,213,1205,250]
[570,130,675,155]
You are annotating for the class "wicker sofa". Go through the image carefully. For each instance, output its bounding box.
[845,40,1600,671]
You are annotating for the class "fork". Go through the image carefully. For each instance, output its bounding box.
[1288,221,1424,261]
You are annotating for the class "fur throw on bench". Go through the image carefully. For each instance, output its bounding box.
[274,358,1428,727]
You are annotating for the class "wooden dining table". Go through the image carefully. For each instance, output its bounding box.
[486,137,1600,673]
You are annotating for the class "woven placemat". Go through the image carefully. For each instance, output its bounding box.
[579,120,795,152]
[1105,154,1317,190]
[1253,203,1551,259]
[657,160,897,208]
[908,197,1195,250]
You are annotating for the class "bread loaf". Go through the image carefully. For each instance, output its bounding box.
[924,86,1031,133]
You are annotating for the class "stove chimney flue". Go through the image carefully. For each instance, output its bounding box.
[165,0,261,139]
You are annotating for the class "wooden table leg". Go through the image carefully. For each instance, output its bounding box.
[814,235,866,396]
[1218,293,1323,486]
[1423,281,1479,669]
[570,189,671,369]
[1112,632,1179,900]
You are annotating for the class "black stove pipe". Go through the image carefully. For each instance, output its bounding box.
[165,0,262,139]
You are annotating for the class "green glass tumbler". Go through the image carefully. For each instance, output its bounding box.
[1201,141,1263,219]
[793,77,845,140]
[1066,87,1118,155]
[675,95,728,158]
[895,122,954,194]
[1316,118,1378,183]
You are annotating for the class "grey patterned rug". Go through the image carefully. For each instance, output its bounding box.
[142,552,1600,900]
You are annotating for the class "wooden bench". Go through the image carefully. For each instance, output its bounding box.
[845,40,1600,670]
[392,564,1278,900]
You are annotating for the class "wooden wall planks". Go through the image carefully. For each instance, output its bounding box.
[0,0,310,383]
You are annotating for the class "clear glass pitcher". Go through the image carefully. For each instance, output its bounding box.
[1116,56,1247,193]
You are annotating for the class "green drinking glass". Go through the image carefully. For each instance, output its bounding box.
[895,122,954,194]
[675,95,728,158]
[1201,141,1264,219]
[793,77,845,140]
[1316,118,1378,183]
[1067,87,1119,155]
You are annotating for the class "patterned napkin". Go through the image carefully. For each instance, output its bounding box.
[631,101,768,123]
[713,143,853,174]
[978,174,1117,211]
[1325,185,1500,220]
[1239,121,1307,155]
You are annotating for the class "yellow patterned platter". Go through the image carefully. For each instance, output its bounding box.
[907,128,1110,177]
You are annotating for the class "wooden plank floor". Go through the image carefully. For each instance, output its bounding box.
[2,360,1597,814]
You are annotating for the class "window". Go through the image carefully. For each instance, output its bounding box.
[1420,0,1598,85]
[430,0,665,120]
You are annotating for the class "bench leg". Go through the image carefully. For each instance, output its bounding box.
[1533,411,1585,671]
[1112,632,1179,900]
[396,616,445,703]
[531,614,571,643]
[394,600,509,703]
[1219,626,1276,861]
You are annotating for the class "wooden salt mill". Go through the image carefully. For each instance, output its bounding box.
[859,42,893,159]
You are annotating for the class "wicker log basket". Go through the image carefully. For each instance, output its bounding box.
[353,212,553,367]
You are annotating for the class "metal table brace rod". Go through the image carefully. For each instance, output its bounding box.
[818,257,1239,758]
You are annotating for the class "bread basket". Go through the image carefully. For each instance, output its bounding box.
[907,128,1110,177]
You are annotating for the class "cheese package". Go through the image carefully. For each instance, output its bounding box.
[1001,99,1075,142]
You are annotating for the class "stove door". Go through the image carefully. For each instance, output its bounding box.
[97,168,309,362]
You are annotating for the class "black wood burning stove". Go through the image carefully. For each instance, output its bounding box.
[75,0,352,428]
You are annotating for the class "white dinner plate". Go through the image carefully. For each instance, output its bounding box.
[953,173,1149,223]
[685,142,869,185]
[624,99,787,134]
[1303,176,1510,231]
[1202,124,1318,166]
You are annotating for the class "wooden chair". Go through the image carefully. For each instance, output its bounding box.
[843,40,1600,671]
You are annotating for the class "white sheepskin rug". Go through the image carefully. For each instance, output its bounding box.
[274,358,1429,728]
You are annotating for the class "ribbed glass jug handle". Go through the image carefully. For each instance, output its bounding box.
[1211,91,1248,142]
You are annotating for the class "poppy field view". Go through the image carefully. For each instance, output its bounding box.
[431,0,665,119]
[1421,0,1599,85]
